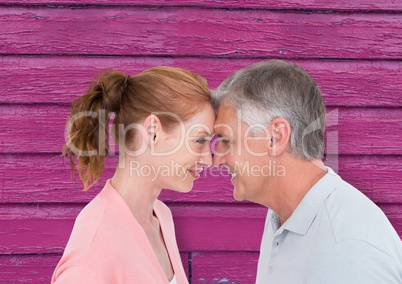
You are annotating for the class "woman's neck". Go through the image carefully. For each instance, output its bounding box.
[111,165,162,225]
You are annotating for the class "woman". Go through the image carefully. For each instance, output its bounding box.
[51,67,215,283]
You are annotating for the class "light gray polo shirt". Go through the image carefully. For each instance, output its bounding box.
[256,167,402,284]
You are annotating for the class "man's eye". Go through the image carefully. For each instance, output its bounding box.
[219,138,230,145]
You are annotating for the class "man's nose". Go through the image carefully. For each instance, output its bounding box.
[213,151,226,166]
[202,149,213,167]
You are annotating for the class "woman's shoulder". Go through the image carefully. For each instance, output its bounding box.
[75,190,108,225]
[52,265,102,284]
[154,199,173,219]
[64,194,107,248]
[155,199,172,211]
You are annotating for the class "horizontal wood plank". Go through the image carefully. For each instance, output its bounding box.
[1,106,401,155]
[0,253,188,283]
[0,205,78,255]
[0,203,400,255]
[1,154,401,203]
[2,0,402,12]
[1,57,402,107]
[191,252,259,284]
[0,7,401,59]
[381,205,402,242]
[0,203,267,254]
[174,204,267,252]
[0,155,235,203]
[0,255,59,283]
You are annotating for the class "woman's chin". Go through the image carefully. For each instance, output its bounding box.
[164,178,194,193]
[177,180,194,193]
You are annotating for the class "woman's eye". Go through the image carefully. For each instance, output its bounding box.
[196,137,207,144]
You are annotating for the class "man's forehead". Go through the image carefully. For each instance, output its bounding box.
[214,105,238,134]
[215,105,237,122]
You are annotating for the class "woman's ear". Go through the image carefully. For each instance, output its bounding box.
[268,117,291,157]
[142,114,162,145]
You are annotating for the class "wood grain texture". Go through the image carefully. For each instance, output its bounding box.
[1,57,402,107]
[0,203,267,254]
[0,253,188,282]
[382,205,402,242]
[0,255,59,283]
[191,252,259,284]
[0,7,401,59]
[0,204,78,255]
[0,203,400,255]
[1,106,401,154]
[2,0,402,11]
[1,154,401,203]
[0,154,235,203]
[1,0,401,282]
[173,204,267,252]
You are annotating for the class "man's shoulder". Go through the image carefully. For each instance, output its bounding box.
[325,177,390,232]
[322,177,401,258]
[326,176,382,218]
[311,239,402,284]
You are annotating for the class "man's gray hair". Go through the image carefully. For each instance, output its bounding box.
[212,60,326,160]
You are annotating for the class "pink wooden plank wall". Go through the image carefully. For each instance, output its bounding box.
[0,1,401,283]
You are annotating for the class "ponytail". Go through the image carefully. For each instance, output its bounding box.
[63,70,129,191]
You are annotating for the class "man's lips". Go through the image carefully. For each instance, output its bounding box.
[227,167,237,179]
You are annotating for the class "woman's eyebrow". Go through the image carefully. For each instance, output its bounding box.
[197,130,213,137]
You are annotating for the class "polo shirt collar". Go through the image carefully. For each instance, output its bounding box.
[279,167,339,236]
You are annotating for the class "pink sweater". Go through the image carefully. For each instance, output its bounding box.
[51,180,188,284]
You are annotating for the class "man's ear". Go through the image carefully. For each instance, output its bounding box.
[268,117,291,157]
[142,114,163,145]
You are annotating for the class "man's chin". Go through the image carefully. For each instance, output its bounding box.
[233,187,246,201]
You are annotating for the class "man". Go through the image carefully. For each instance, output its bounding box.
[212,60,402,283]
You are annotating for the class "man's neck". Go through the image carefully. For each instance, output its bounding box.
[263,156,327,226]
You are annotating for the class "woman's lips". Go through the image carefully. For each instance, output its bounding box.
[188,167,203,179]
